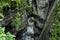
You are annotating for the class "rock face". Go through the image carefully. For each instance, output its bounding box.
[22,0,57,40]
[0,0,58,40]
[36,0,49,19]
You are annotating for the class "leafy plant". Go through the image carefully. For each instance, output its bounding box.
[50,2,60,40]
[0,27,15,40]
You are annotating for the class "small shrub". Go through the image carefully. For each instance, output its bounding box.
[0,27,15,40]
[50,2,60,40]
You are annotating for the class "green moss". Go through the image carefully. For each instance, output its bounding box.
[26,5,33,13]
[26,5,37,15]
[33,9,37,15]
[12,12,22,30]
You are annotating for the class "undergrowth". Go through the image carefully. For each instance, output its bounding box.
[50,2,60,40]
[0,27,15,40]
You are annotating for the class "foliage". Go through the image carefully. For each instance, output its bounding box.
[12,0,27,31]
[12,12,22,30]
[0,0,10,13]
[26,5,33,13]
[0,27,15,40]
[50,2,60,40]
[0,13,4,21]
